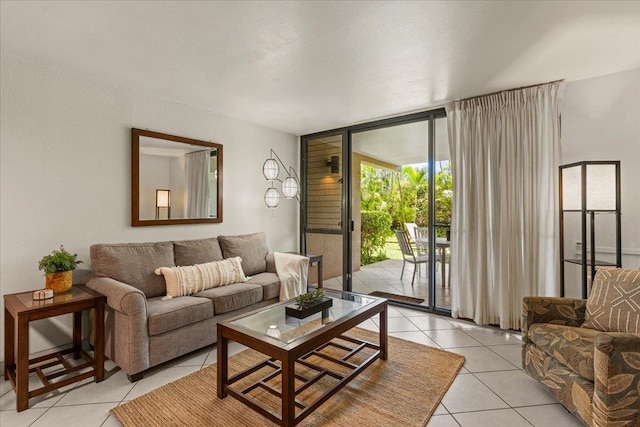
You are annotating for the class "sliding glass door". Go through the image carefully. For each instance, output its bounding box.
[433,116,452,311]
[301,132,351,290]
[301,109,450,314]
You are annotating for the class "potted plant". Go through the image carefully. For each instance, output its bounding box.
[38,245,82,293]
[286,289,333,319]
[295,289,325,309]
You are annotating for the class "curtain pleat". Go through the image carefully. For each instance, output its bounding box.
[446,82,565,330]
[185,150,211,218]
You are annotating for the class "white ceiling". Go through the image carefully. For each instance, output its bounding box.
[1,1,639,136]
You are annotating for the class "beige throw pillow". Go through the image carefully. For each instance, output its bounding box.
[155,257,248,298]
[582,267,640,333]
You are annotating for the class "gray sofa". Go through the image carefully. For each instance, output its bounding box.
[86,232,281,382]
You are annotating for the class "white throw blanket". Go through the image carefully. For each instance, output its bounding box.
[274,252,310,301]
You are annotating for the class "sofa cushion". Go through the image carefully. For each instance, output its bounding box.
[147,296,214,336]
[528,323,599,381]
[582,267,640,333]
[155,257,248,298]
[195,282,263,314]
[218,232,268,276]
[246,272,280,300]
[173,237,223,266]
[90,242,174,298]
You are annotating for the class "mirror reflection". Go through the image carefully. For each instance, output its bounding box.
[132,128,223,226]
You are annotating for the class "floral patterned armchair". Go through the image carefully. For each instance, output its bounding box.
[522,268,640,426]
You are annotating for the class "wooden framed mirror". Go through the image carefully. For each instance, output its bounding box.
[132,128,223,226]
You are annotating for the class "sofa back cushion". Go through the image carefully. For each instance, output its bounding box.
[90,242,174,298]
[218,232,269,276]
[173,237,223,266]
[582,267,640,333]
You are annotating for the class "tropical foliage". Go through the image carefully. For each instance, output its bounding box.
[360,162,453,265]
[361,210,393,265]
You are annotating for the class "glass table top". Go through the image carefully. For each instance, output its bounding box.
[13,285,94,310]
[228,289,380,346]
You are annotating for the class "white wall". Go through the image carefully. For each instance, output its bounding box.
[0,53,300,360]
[139,155,171,219]
[561,68,640,297]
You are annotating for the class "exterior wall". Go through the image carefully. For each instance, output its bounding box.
[305,138,342,281]
[304,138,363,283]
[306,140,341,230]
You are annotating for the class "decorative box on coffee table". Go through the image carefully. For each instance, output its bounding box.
[285,297,332,319]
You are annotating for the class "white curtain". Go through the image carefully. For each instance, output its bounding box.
[446,82,565,330]
[185,150,210,218]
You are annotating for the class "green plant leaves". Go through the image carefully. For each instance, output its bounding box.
[38,245,82,274]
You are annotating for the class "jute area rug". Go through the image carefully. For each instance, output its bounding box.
[111,328,464,427]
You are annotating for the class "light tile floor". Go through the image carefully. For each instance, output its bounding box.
[1,305,584,427]
[340,258,452,310]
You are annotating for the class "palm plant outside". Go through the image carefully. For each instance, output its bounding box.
[360,162,453,265]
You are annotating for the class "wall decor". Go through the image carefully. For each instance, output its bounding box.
[132,128,223,226]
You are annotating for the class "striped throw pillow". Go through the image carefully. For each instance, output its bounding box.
[155,257,248,298]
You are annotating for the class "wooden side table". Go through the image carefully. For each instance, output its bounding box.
[3,284,105,412]
[289,253,323,288]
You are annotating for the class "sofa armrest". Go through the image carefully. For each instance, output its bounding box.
[522,296,586,342]
[87,276,147,316]
[593,332,640,426]
[87,276,151,377]
[266,252,276,274]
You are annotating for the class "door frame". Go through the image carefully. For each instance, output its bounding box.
[300,130,351,290]
[300,108,449,315]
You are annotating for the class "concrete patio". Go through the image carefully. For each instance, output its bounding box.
[321,258,452,310]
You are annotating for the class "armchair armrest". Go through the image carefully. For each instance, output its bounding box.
[522,296,586,342]
[593,332,640,426]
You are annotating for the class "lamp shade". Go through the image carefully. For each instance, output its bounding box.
[561,162,618,210]
[264,187,280,208]
[586,164,617,210]
[156,189,171,208]
[263,158,279,180]
[282,176,299,199]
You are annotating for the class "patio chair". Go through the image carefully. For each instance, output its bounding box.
[404,223,418,241]
[413,226,429,257]
[415,226,451,287]
[395,229,429,286]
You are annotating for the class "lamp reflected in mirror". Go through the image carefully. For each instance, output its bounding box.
[155,189,171,220]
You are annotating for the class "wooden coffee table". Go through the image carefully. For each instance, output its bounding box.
[217,289,387,427]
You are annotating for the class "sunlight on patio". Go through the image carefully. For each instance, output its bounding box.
[322,256,452,310]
